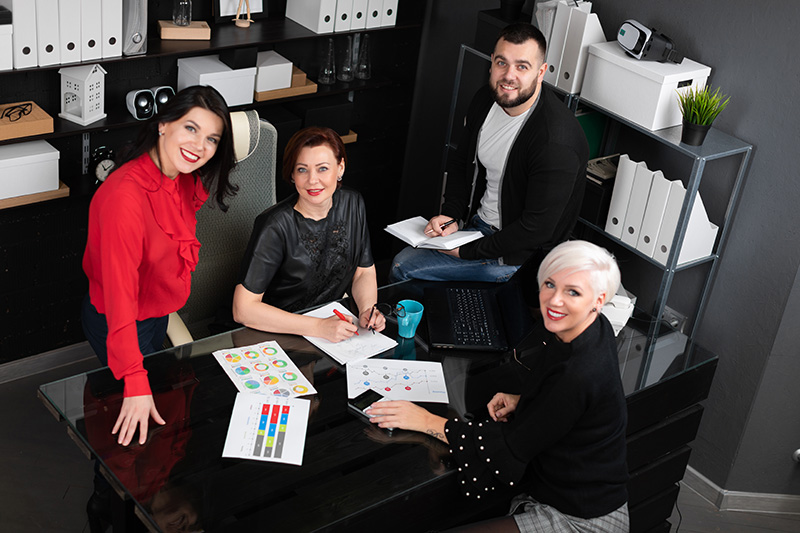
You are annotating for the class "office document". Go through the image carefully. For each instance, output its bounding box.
[58,0,82,64]
[80,0,102,61]
[101,0,123,58]
[35,0,60,66]
[385,216,483,250]
[223,394,310,465]
[213,341,318,398]
[302,302,397,365]
[347,359,449,404]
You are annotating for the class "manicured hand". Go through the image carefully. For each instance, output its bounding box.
[318,315,358,343]
[487,392,521,422]
[359,306,386,333]
[112,394,165,446]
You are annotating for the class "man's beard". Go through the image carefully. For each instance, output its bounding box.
[491,80,536,109]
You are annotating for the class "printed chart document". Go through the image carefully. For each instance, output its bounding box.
[384,216,483,250]
[302,302,397,365]
[213,341,317,398]
[347,359,449,404]
[223,393,309,465]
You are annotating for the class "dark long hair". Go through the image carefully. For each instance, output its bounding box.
[118,85,238,211]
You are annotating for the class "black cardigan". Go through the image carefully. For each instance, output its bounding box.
[445,315,629,519]
[442,84,588,265]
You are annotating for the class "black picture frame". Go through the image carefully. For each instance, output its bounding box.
[212,0,269,24]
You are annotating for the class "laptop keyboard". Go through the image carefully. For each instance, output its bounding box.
[448,288,496,346]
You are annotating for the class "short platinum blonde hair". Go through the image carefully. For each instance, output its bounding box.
[537,240,621,302]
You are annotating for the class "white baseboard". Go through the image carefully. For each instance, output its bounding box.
[684,465,800,515]
[0,342,96,385]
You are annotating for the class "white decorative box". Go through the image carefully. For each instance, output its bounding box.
[255,51,292,93]
[0,140,59,200]
[177,55,257,107]
[581,42,711,131]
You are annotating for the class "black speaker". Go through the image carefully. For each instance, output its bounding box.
[126,89,155,120]
[122,0,147,56]
[150,86,175,113]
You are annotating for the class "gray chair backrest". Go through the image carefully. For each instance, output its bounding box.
[179,110,278,338]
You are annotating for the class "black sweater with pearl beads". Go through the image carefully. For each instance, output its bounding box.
[444,314,628,519]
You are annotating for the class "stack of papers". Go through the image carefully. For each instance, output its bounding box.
[384,216,482,251]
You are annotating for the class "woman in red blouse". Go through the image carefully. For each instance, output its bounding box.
[82,86,237,447]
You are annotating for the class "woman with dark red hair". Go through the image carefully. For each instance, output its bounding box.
[233,126,385,341]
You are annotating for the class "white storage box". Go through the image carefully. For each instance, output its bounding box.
[177,55,257,107]
[0,140,59,200]
[581,42,711,131]
[255,51,292,92]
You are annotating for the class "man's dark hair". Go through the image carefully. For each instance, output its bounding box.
[497,23,547,60]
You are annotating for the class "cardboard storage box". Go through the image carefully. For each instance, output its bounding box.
[177,55,256,107]
[255,51,293,92]
[581,42,711,131]
[0,140,59,201]
[0,101,54,141]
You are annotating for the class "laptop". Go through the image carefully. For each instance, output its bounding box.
[423,250,543,352]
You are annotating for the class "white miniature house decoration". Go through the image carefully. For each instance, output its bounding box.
[58,64,108,126]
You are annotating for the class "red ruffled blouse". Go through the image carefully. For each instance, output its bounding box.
[83,153,208,397]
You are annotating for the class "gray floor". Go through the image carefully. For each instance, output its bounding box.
[1,356,799,533]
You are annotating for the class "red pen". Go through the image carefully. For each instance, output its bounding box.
[333,309,359,335]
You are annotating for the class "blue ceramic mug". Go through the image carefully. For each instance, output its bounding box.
[396,299,424,339]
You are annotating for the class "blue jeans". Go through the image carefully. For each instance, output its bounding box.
[388,215,520,283]
[81,293,169,366]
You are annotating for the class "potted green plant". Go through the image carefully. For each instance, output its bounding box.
[677,85,730,146]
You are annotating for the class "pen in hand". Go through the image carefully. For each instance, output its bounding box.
[424,219,456,235]
[367,305,376,334]
[333,309,359,335]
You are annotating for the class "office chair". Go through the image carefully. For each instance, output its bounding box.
[168,110,278,345]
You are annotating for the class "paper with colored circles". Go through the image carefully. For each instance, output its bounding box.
[213,341,317,398]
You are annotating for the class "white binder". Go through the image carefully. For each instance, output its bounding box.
[285,0,336,34]
[381,0,398,27]
[334,0,353,32]
[620,161,654,247]
[101,0,123,58]
[366,0,383,29]
[351,0,368,30]
[636,170,671,258]
[652,184,718,266]
[0,0,38,68]
[543,0,591,86]
[35,0,60,66]
[81,0,102,61]
[604,154,637,239]
[58,0,82,64]
[554,7,605,94]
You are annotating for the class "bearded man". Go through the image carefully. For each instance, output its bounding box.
[390,23,589,283]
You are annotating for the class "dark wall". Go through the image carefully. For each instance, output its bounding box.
[403,1,800,495]
[589,0,800,496]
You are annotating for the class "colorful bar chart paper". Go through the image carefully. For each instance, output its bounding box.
[223,393,310,465]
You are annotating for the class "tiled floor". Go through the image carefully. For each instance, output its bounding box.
[1,355,799,533]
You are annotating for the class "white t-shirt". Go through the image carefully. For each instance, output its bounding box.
[476,103,531,228]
